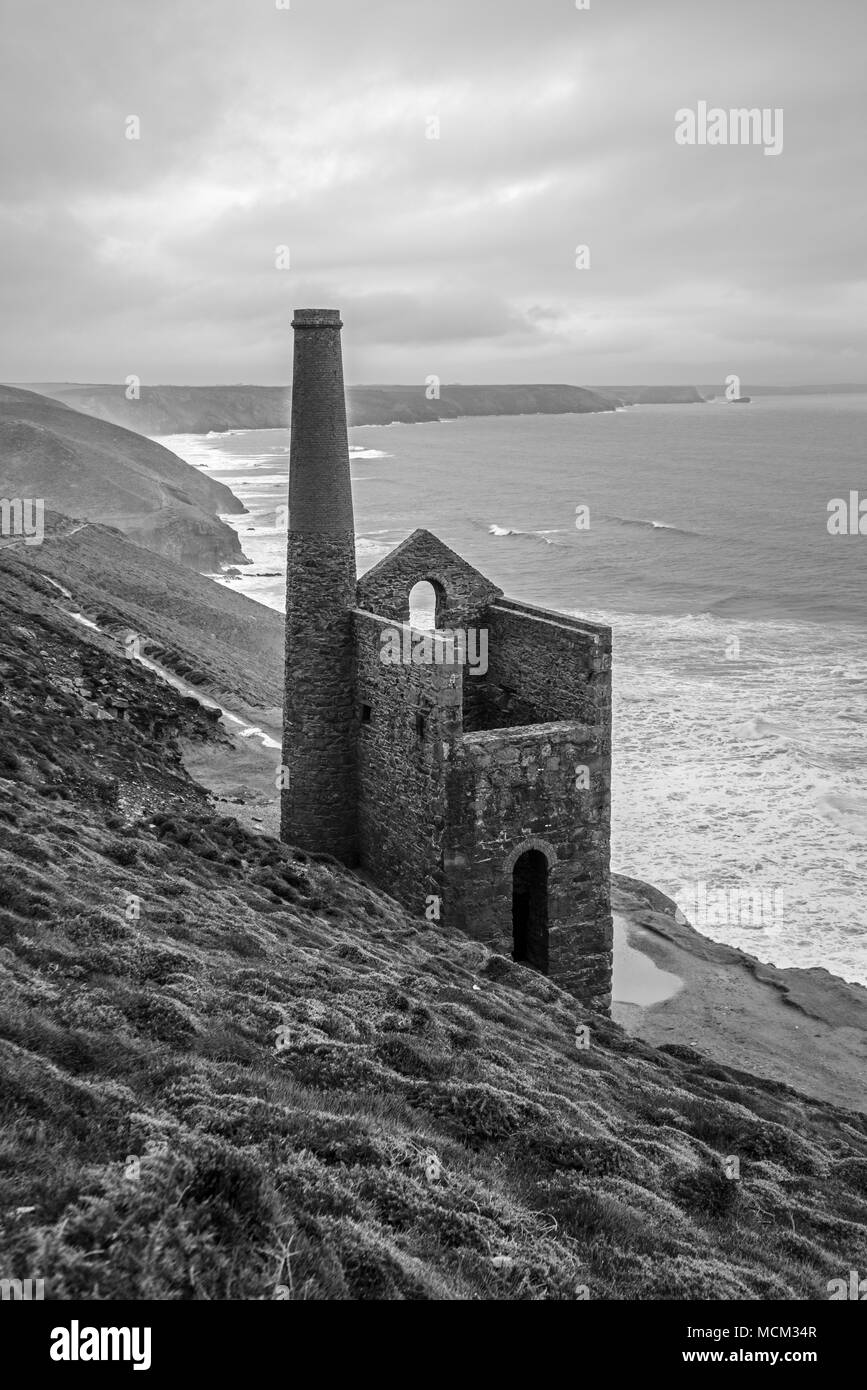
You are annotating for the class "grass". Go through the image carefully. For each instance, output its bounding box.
[0,551,865,1300]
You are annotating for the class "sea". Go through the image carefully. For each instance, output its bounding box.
[157,394,867,985]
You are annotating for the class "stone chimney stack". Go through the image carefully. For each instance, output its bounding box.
[281,309,357,861]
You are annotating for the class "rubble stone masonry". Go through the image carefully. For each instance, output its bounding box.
[282,310,612,1009]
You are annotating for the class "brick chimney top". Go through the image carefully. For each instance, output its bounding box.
[292,309,343,329]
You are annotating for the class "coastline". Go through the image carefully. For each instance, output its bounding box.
[612,874,867,1114]
[154,410,867,990]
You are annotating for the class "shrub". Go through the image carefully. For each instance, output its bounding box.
[410,1081,543,1146]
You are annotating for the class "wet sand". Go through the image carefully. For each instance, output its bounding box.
[612,874,867,1114]
[613,914,683,1006]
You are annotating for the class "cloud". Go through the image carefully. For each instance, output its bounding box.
[1,0,865,383]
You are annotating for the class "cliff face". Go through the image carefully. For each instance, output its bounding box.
[27,381,618,434]
[599,385,706,405]
[123,505,249,573]
[0,385,246,571]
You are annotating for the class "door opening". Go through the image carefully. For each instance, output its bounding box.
[512,849,549,973]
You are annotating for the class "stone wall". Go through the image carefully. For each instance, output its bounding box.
[351,580,613,1011]
[353,608,462,914]
[463,601,611,731]
[284,495,613,1010]
[448,718,612,1011]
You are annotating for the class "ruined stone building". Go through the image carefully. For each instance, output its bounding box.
[281,310,613,1011]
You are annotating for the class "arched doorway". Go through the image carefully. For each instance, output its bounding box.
[408,579,443,631]
[512,849,549,973]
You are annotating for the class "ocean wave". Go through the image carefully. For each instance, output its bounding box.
[356,536,394,557]
[608,514,697,536]
[739,715,796,741]
[818,791,867,818]
[349,446,392,460]
[488,523,561,545]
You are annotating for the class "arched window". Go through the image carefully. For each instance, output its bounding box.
[408,580,440,631]
[512,849,549,973]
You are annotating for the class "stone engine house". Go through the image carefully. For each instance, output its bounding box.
[282,309,613,1011]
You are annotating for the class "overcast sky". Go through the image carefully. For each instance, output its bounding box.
[1,0,865,385]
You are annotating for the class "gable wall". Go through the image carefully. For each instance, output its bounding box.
[357,531,502,628]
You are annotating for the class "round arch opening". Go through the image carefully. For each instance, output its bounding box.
[408,579,445,630]
[511,848,549,974]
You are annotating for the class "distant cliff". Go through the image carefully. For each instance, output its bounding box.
[27,381,618,434]
[347,383,618,424]
[599,385,706,405]
[0,385,247,572]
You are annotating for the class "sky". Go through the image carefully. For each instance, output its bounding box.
[1,0,865,386]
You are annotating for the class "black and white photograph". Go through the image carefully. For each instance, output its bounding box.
[0,0,865,1352]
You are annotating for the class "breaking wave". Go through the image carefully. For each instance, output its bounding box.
[488,523,563,545]
[608,515,697,536]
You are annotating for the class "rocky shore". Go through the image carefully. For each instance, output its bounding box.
[613,874,867,1113]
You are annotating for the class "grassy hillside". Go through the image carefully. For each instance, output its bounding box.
[0,386,247,571]
[27,382,617,434]
[0,551,865,1300]
[5,515,283,715]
